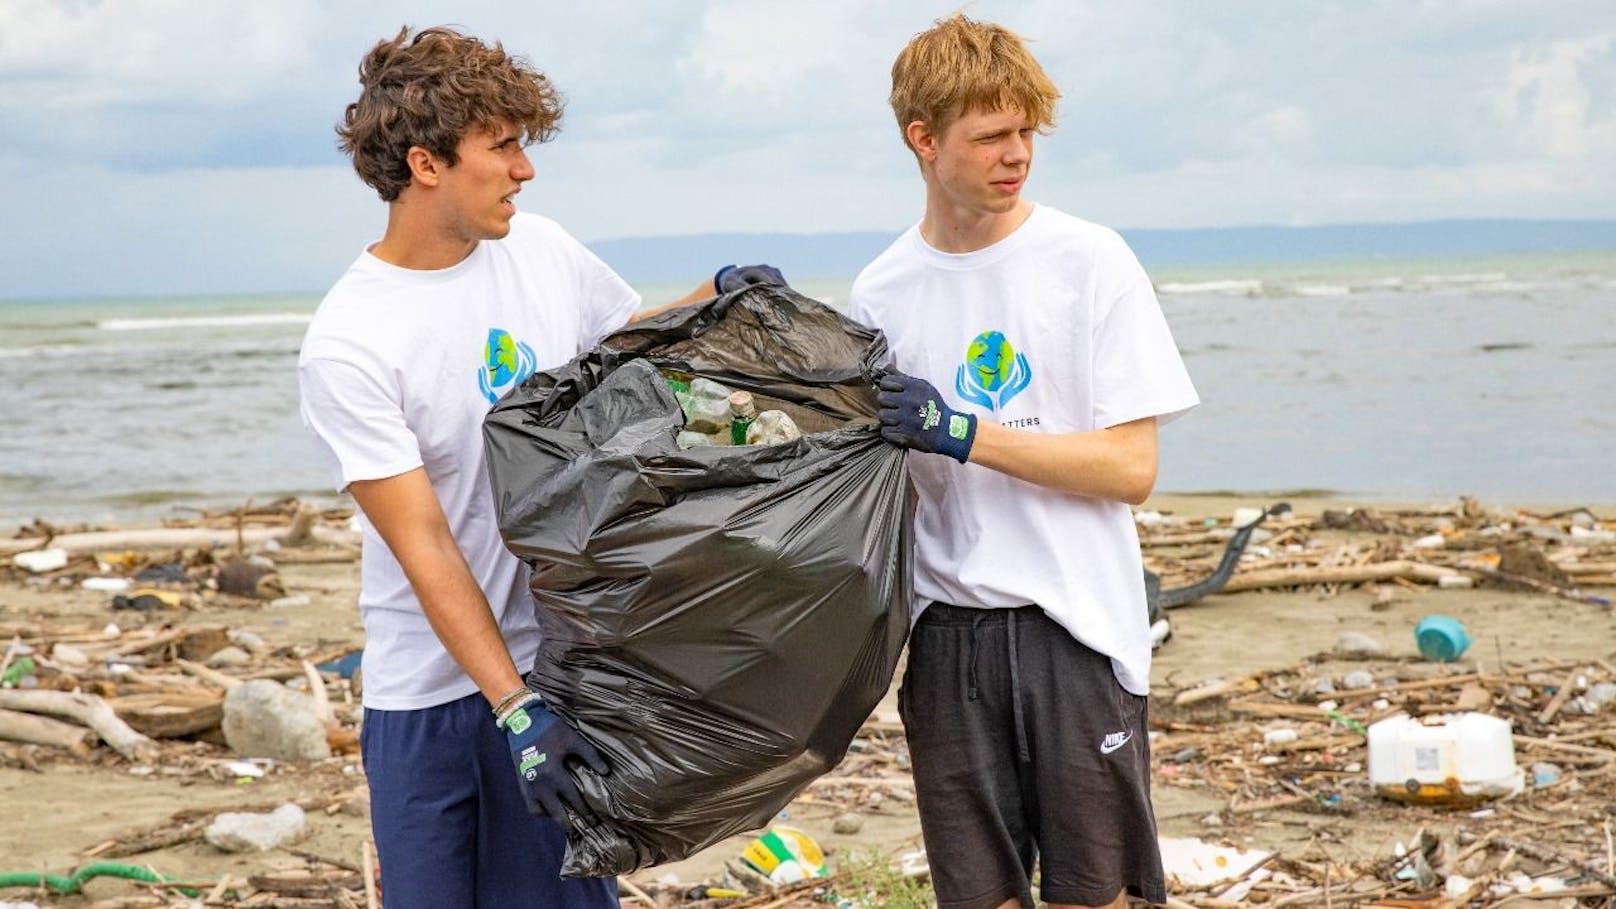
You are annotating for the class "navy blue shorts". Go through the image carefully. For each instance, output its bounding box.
[361,691,618,909]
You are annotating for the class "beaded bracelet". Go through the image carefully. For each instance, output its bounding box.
[491,685,532,717]
[495,691,543,730]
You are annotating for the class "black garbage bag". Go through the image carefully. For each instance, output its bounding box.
[483,284,913,877]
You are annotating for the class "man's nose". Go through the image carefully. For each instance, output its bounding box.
[1005,134,1031,165]
[513,148,535,181]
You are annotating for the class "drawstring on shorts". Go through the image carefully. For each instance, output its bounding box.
[966,611,989,701]
[1008,609,1030,764]
[960,606,1033,764]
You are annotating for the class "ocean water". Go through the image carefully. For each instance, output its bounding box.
[1,254,1612,525]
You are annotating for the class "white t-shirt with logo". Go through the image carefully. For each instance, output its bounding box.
[298,212,640,710]
[848,204,1198,694]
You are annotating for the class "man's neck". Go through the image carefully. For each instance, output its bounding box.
[370,199,478,271]
[918,199,1034,254]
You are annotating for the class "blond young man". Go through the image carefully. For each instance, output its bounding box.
[849,16,1198,909]
[300,26,780,907]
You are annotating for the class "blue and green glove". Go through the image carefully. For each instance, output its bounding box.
[498,689,609,823]
[875,372,976,463]
[714,263,786,294]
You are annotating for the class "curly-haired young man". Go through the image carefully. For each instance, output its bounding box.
[300,26,780,907]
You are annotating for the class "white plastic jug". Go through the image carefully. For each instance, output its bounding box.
[1367,712,1523,805]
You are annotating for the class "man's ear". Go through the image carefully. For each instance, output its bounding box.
[905,120,938,163]
[405,146,444,188]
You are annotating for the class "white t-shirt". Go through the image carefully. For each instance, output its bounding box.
[848,204,1198,694]
[298,212,640,710]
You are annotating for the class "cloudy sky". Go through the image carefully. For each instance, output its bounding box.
[3,1,1613,297]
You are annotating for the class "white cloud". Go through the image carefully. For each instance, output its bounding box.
[1,1,1614,295]
[0,0,326,105]
[1497,32,1616,158]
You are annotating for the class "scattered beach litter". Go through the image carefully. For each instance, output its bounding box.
[1,495,1613,906]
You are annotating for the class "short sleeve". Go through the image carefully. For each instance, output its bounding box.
[846,292,875,330]
[1090,240,1199,429]
[298,356,424,491]
[572,241,641,350]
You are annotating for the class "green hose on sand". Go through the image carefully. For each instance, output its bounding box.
[0,861,204,896]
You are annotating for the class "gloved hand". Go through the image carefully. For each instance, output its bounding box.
[876,372,977,463]
[714,263,786,294]
[501,693,609,823]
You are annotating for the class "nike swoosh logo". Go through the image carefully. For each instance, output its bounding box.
[1100,732,1132,754]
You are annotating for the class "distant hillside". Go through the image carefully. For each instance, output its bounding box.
[588,219,1616,283]
[589,231,901,284]
[1123,219,1616,269]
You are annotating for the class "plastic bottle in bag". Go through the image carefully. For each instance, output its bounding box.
[745,410,803,445]
[685,378,733,434]
[728,391,757,445]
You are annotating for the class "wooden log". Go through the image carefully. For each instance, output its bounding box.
[1227,700,1336,721]
[175,658,245,690]
[0,524,358,556]
[247,869,364,897]
[1174,676,1262,707]
[1141,529,1236,547]
[106,692,224,738]
[279,505,320,547]
[1219,560,1458,593]
[1558,561,1616,576]
[0,706,96,753]
[807,774,916,789]
[0,689,160,761]
[1514,734,1616,762]
[303,660,336,727]
[268,547,361,565]
[95,820,211,858]
[1268,734,1362,753]
[1228,793,1312,814]
[1461,833,1616,889]
[1537,666,1582,724]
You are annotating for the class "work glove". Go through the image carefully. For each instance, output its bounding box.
[875,372,977,463]
[714,263,786,294]
[501,694,609,823]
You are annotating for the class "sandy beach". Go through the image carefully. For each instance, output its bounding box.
[2,491,1614,907]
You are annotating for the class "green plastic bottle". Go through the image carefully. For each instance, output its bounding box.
[729,391,757,445]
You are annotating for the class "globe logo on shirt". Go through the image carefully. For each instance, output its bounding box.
[478,327,538,404]
[956,330,1032,411]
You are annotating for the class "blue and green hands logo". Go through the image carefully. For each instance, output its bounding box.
[956,330,1032,411]
[478,327,537,404]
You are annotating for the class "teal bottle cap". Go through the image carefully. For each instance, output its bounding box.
[1415,614,1470,662]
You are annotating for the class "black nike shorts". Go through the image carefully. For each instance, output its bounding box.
[898,602,1166,909]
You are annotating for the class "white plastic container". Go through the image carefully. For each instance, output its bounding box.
[1367,712,1523,805]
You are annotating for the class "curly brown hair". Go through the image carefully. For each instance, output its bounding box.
[890,15,1059,155]
[337,26,564,202]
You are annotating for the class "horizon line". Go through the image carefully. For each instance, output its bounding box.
[584,215,1616,245]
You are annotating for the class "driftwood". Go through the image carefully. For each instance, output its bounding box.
[91,819,211,859]
[269,547,361,565]
[0,689,159,761]
[0,706,96,753]
[279,505,320,547]
[302,660,336,727]
[1537,666,1582,724]
[0,524,358,556]
[1460,832,1616,889]
[176,657,244,689]
[106,692,224,738]
[1218,559,1458,593]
